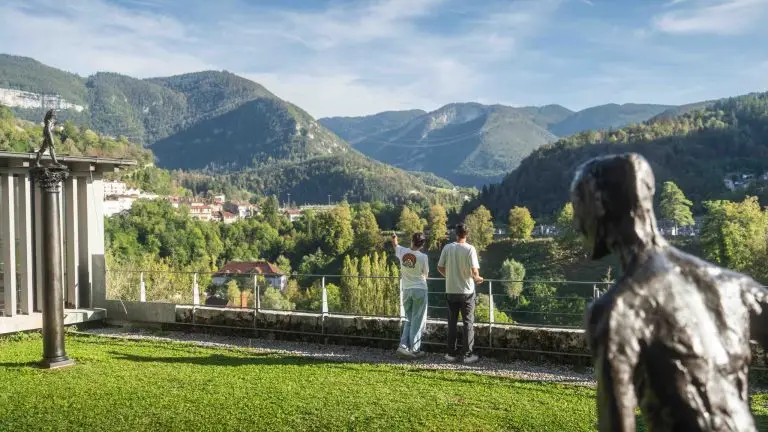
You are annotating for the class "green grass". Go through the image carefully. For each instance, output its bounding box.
[1,333,767,431]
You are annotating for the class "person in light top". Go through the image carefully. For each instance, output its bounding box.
[438,223,483,364]
[392,232,429,359]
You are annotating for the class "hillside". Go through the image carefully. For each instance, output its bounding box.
[0,54,87,105]
[151,97,348,170]
[0,54,461,203]
[319,110,425,144]
[346,103,558,186]
[321,102,673,187]
[471,92,768,218]
[150,97,465,204]
[0,55,277,145]
[548,103,673,137]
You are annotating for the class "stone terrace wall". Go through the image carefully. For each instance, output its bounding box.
[105,303,768,368]
[170,306,592,365]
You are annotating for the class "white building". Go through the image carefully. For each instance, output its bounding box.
[103,180,128,197]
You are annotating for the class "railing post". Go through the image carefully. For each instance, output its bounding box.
[254,274,261,312]
[399,279,405,320]
[489,281,495,324]
[139,272,146,302]
[321,276,328,315]
[192,273,199,306]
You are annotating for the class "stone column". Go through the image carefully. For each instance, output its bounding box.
[31,166,75,369]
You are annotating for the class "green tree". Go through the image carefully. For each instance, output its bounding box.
[554,203,584,258]
[262,286,295,310]
[700,197,768,282]
[275,255,292,276]
[507,206,535,240]
[659,181,695,236]
[353,205,381,254]
[499,258,526,298]
[226,280,241,306]
[474,294,514,324]
[358,255,374,315]
[316,202,354,255]
[397,206,425,239]
[464,205,494,252]
[262,195,280,229]
[340,255,360,313]
[427,204,448,251]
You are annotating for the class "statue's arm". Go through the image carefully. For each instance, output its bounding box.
[589,303,640,432]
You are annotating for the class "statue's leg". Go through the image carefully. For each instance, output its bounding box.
[49,145,60,165]
[35,147,43,166]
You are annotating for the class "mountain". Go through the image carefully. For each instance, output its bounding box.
[548,103,673,137]
[319,110,426,144]
[337,103,559,186]
[0,54,463,204]
[515,104,574,130]
[470,92,768,218]
[151,97,348,170]
[320,102,673,187]
[0,54,87,105]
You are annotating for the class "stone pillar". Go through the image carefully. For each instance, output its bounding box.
[1,173,17,317]
[77,174,105,308]
[16,174,34,315]
[64,176,79,308]
[31,166,75,369]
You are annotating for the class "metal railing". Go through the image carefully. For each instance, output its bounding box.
[106,269,612,328]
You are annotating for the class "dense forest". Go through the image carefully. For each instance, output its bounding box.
[471,91,768,219]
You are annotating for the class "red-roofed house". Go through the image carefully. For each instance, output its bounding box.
[211,261,287,290]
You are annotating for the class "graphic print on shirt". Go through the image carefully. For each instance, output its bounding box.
[402,253,417,269]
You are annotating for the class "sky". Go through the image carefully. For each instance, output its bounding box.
[1,0,767,118]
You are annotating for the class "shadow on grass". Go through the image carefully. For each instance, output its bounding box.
[108,351,332,368]
[0,361,43,368]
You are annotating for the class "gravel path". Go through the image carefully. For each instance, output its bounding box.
[78,326,597,387]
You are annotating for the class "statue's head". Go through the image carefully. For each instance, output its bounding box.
[44,109,56,123]
[570,153,658,260]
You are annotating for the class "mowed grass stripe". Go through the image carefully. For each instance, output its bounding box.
[1,334,767,431]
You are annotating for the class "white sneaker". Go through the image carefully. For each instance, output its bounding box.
[462,353,479,364]
[396,346,413,359]
[411,350,426,359]
[444,353,458,362]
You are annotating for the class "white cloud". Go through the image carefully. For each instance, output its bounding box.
[0,0,563,117]
[0,0,214,77]
[653,0,768,35]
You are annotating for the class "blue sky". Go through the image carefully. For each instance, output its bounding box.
[1,0,767,118]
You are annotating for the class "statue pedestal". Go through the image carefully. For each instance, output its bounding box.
[30,165,75,369]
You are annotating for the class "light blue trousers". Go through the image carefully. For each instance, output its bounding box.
[400,288,428,351]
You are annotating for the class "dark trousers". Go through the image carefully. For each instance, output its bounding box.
[446,293,475,356]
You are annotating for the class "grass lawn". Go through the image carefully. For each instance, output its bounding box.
[1,333,767,431]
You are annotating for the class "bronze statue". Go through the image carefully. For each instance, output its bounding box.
[35,109,62,167]
[571,153,768,431]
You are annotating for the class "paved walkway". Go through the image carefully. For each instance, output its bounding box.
[79,327,597,387]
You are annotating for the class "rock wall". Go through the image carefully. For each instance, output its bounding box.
[169,306,593,365]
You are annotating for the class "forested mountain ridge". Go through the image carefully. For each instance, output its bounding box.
[319,110,426,144]
[341,102,559,186]
[0,54,466,204]
[470,91,768,218]
[0,55,277,144]
[320,102,676,187]
[548,103,672,137]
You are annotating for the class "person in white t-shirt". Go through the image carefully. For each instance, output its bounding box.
[438,223,484,364]
[392,232,429,359]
